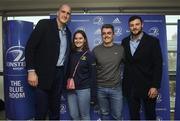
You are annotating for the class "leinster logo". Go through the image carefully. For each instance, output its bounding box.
[156,93,162,103]
[115,26,122,36]
[5,46,26,71]
[60,104,67,114]
[93,16,104,25]
[148,27,159,37]
[94,38,102,46]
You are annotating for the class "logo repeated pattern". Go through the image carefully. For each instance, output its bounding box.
[67,15,170,120]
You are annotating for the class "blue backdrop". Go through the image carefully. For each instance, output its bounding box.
[175,20,180,120]
[61,14,170,120]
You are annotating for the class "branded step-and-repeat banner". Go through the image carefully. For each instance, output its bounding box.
[66,14,170,120]
[175,20,180,120]
[3,20,35,120]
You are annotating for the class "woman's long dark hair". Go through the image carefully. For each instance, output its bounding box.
[72,30,89,51]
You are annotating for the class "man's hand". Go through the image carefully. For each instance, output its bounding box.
[28,71,38,87]
[148,88,158,98]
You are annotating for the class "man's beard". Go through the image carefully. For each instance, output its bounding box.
[131,28,142,36]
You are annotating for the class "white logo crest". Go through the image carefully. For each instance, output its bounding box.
[6,46,25,62]
[156,93,162,103]
[94,38,102,46]
[115,26,122,36]
[5,46,26,71]
[93,16,104,25]
[148,27,159,37]
[60,104,66,113]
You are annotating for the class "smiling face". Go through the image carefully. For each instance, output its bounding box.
[57,4,71,27]
[129,18,143,37]
[74,33,86,50]
[101,28,114,46]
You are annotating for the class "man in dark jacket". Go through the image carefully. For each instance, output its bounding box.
[25,4,71,120]
[121,15,162,120]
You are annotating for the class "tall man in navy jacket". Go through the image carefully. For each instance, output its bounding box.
[25,4,71,120]
[121,15,162,120]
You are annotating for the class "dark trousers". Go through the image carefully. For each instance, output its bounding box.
[35,67,64,120]
[126,95,157,120]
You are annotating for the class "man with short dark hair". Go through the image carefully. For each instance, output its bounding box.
[25,4,72,120]
[93,24,124,120]
[121,15,163,120]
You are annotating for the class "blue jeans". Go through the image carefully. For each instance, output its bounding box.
[97,85,123,120]
[67,88,90,120]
